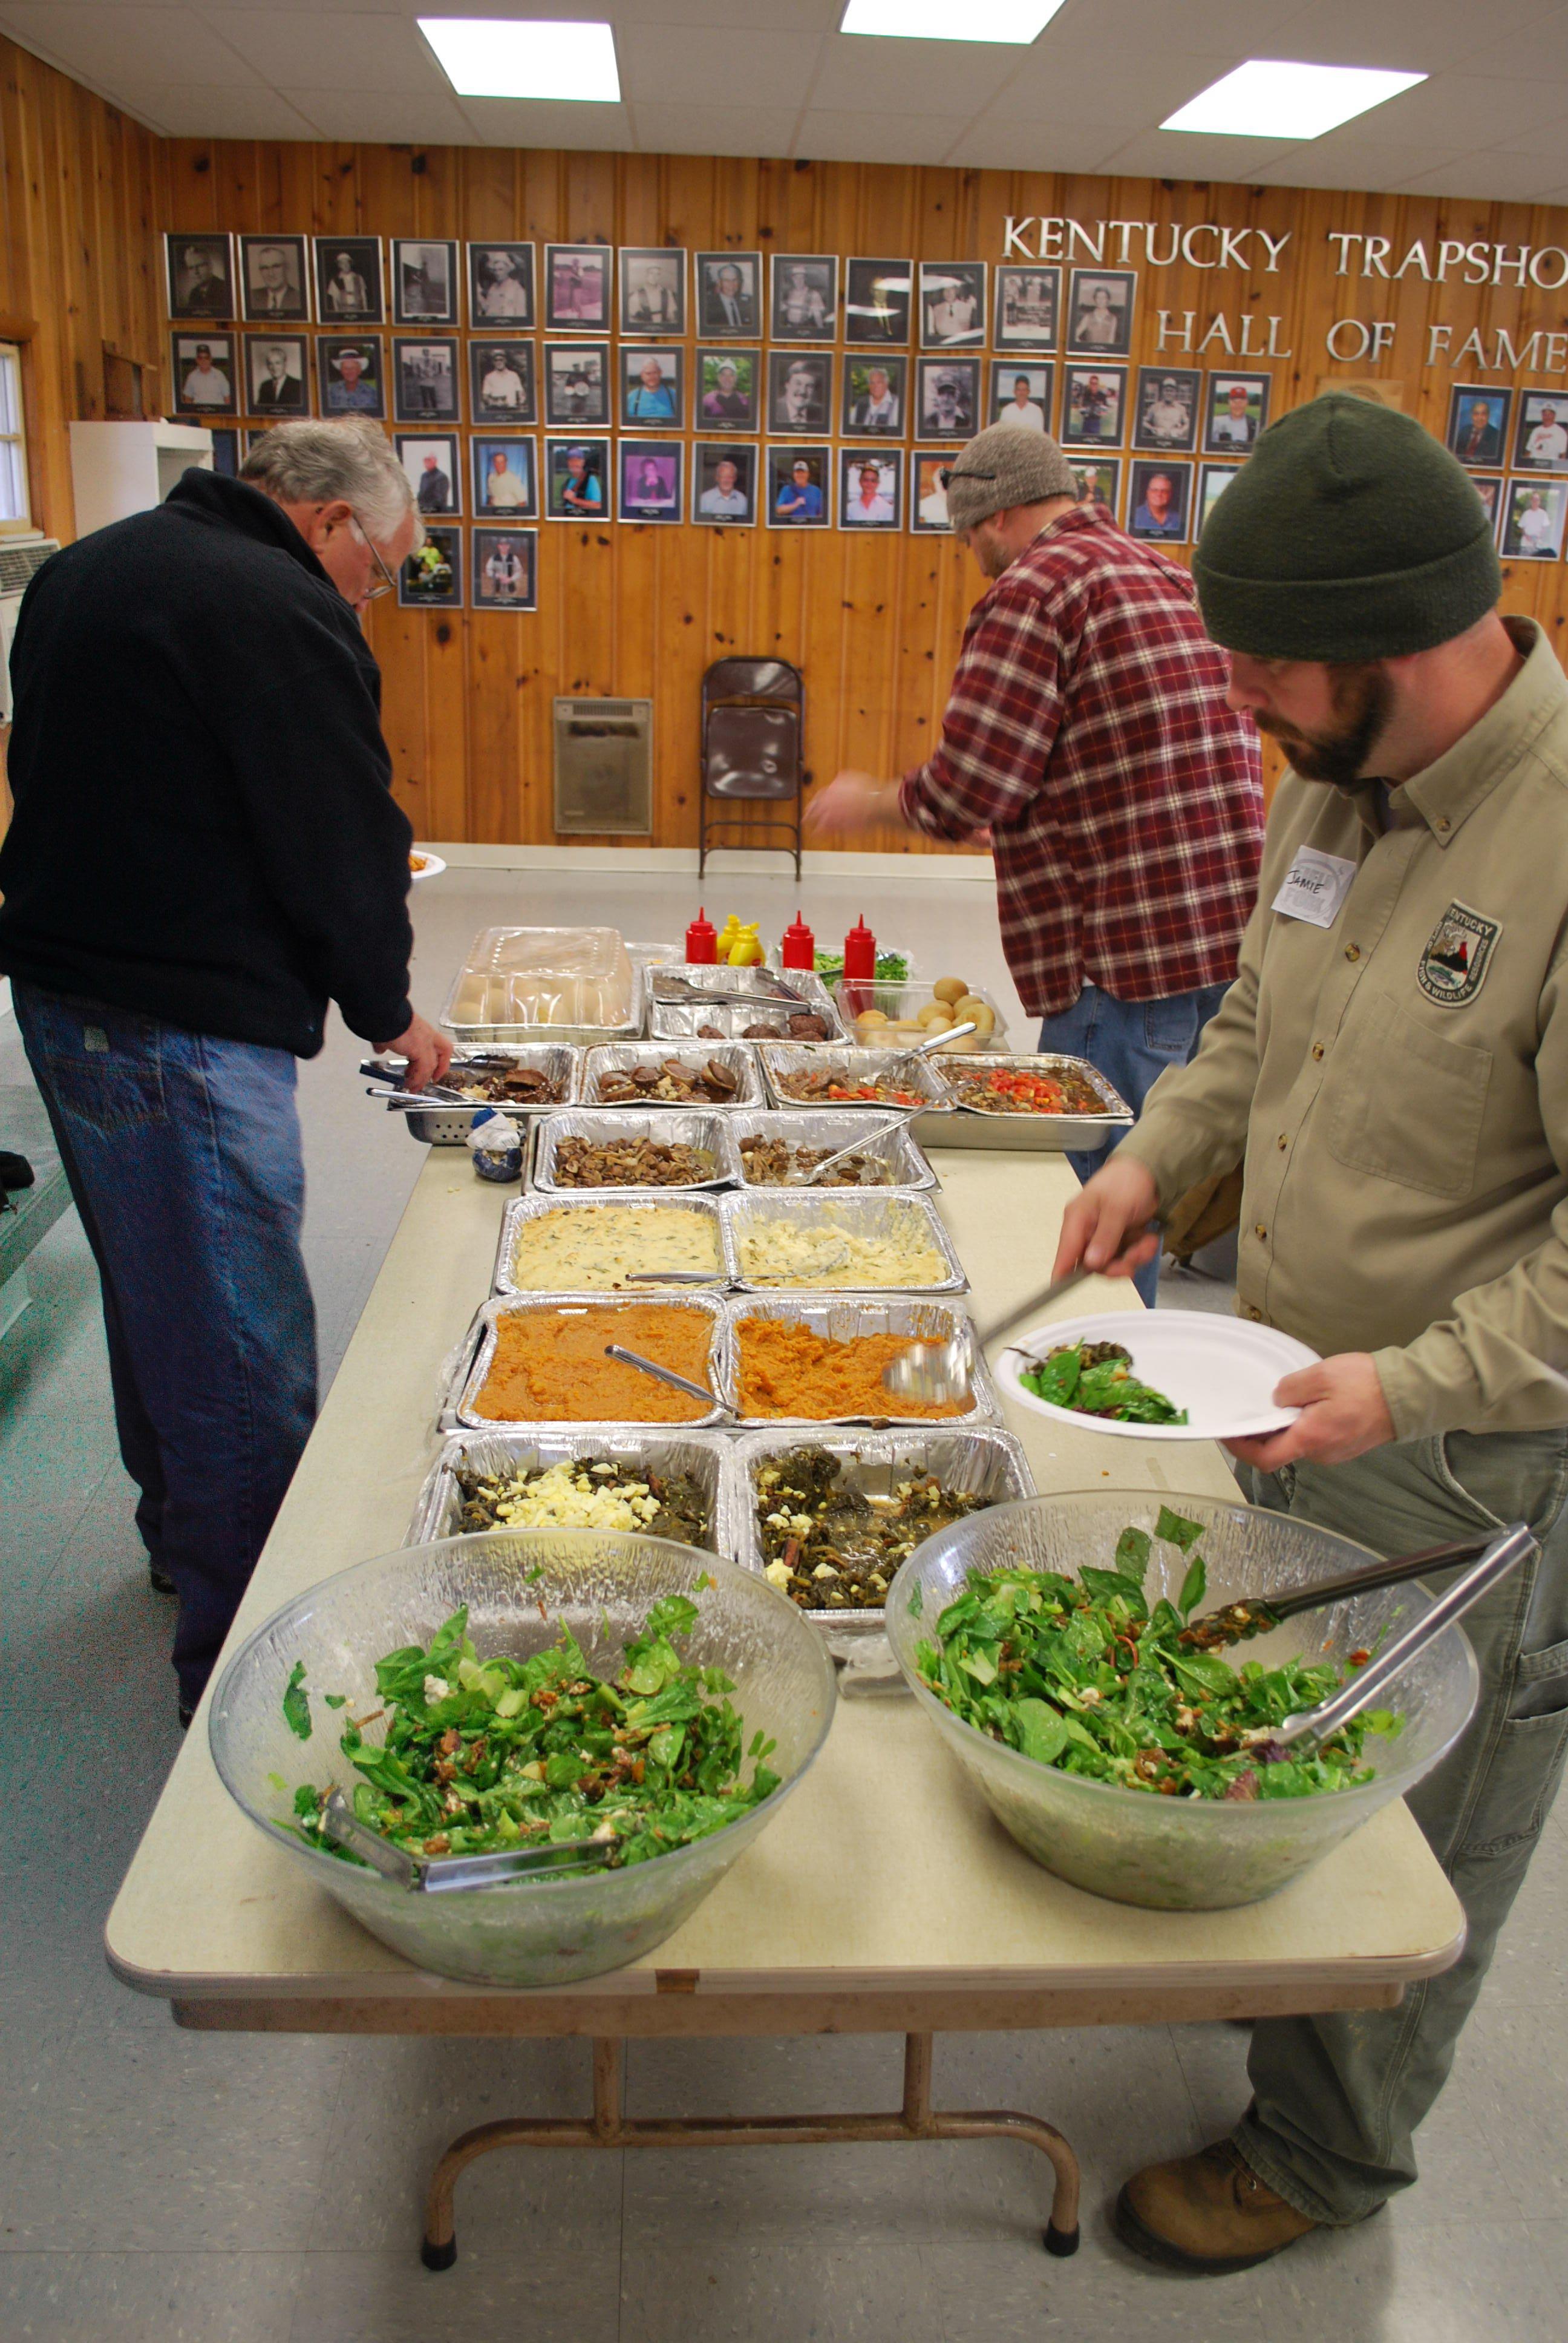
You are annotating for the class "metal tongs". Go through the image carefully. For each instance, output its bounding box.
[318,1788,616,1893]
[655,971,805,1006]
[782,1029,974,1188]
[365,1083,478,1111]
[1180,1533,1497,1651]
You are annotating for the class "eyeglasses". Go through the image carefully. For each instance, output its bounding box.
[350,514,400,602]
[936,466,995,490]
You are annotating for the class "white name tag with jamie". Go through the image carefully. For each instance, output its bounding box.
[1272,848,1358,928]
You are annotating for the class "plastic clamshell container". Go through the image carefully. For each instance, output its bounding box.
[719,1190,967,1294]
[885,1491,1482,1912]
[722,1294,1001,1429]
[441,926,644,1046]
[754,1044,949,1112]
[582,1043,763,1110]
[727,1110,937,1194]
[493,1193,734,1296]
[530,1111,743,1195]
[408,1428,731,1548]
[451,1291,733,1430]
[209,1532,835,1987]
[830,980,1010,1055]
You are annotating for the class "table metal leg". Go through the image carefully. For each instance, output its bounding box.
[420,2030,1080,2270]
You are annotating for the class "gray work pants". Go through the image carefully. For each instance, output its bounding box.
[1229,1429,1568,2224]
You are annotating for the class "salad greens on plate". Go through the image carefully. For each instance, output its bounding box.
[1020,1339,1187,1426]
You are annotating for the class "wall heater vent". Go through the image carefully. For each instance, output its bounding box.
[553,696,653,835]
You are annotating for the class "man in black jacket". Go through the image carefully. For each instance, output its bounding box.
[0,419,450,1722]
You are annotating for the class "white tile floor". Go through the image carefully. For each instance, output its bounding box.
[2,865,1561,2340]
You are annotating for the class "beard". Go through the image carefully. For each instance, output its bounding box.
[1254,664,1393,787]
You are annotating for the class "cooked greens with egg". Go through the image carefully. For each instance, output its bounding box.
[455,1456,712,1545]
[756,1445,995,1612]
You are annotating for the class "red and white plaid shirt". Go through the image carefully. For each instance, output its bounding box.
[899,508,1264,1017]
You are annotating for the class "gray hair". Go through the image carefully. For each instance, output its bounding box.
[240,418,420,549]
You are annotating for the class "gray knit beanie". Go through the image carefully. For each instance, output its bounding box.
[942,424,1077,531]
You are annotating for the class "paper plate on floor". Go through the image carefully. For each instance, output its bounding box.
[409,851,446,882]
[999,1309,1319,1443]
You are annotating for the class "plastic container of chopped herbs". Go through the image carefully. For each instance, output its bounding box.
[209,1531,834,1985]
[885,1492,1481,1910]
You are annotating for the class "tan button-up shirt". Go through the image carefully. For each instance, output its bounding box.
[1120,618,1568,1442]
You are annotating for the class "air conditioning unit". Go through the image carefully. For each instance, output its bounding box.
[553,697,653,835]
[0,533,61,725]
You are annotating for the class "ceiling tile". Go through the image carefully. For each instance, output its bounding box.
[1390,150,1568,202]
[0,4,264,84]
[102,77,318,129]
[794,108,973,165]
[981,50,1236,130]
[947,117,1129,173]
[1361,74,1568,143]
[1259,0,1560,74]
[1491,111,1568,156]
[209,10,443,90]
[1042,0,1299,56]
[1465,6,1568,82]
[616,21,820,108]
[1247,137,1464,191]
[456,93,636,148]
[1098,128,1298,182]
[628,99,800,157]
[809,31,1021,115]
[280,84,476,137]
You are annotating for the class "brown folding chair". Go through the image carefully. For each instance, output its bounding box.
[699,658,806,879]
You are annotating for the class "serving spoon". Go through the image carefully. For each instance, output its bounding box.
[881,1261,1099,1404]
[603,1343,738,1422]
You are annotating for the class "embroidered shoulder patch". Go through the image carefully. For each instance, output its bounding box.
[1417,901,1501,1006]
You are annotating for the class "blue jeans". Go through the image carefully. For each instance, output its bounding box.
[1037,980,1229,1306]
[14,985,317,1709]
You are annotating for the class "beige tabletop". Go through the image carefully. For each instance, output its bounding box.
[106,1142,1464,2035]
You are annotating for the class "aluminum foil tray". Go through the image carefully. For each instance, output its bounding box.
[912,1052,1133,1155]
[530,1110,743,1194]
[727,1425,1034,1633]
[727,1109,937,1194]
[581,1042,763,1109]
[650,996,847,1045]
[720,1294,1001,1429]
[449,1291,733,1431]
[754,1043,949,1112]
[719,1190,967,1296]
[494,1192,734,1297]
[362,1044,581,1146]
[407,1427,732,1548]
[439,955,647,1050]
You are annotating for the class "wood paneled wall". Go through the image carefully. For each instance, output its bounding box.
[9,27,1568,852]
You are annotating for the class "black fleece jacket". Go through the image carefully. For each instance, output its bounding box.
[0,470,414,1055]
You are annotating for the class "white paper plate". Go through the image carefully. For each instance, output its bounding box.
[409,851,446,883]
[999,1309,1320,1443]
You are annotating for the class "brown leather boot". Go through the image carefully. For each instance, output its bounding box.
[1116,2140,1321,2273]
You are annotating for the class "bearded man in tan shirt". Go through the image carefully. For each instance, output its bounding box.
[1057,395,1568,2275]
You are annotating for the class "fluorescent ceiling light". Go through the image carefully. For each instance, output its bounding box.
[418,18,619,101]
[840,0,1065,42]
[1162,59,1425,140]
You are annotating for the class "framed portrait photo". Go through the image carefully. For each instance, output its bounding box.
[470,339,536,425]
[1471,473,1506,543]
[244,333,310,418]
[845,258,913,347]
[842,355,906,437]
[1513,392,1568,473]
[393,336,459,424]
[841,449,903,531]
[1127,458,1192,545]
[915,356,979,439]
[766,444,831,529]
[544,436,610,523]
[318,336,385,419]
[544,341,610,428]
[989,361,1053,434]
[171,332,237,416]
[467,241,535,328]
[1070,456,1120,520]
[1197,461,1241,536]
[691,442,756,527]
[619,247,687,336]
[1066,268,1135,359]
[165,232,235,321]
[909,451,953,535]
[694,251,760,338]
[474,526,537,611]
[393,238,459,327]
[238,234,310,324]
[398,525,462,611]
[396,431,461,519]
[621,346,684,430]
[766,350,832,436]
[472,435,538,519]
[995,264,1060,353]
[1501,476,1568,559]
[544,243,611,332]
[207,427,241,479]
[619,438,685,525]
[1059,364,1126,450]
[1133,366,1200,454]
[918,261,985,350]
[1445,385,1511,470]
[769,255,837,342]
[695,348,759,432]
[314,236,384,326]
[1203,372,1272,456]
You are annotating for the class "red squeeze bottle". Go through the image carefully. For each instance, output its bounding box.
[685,907,717,964]
[780,910,815,971]
[841,914,876,980]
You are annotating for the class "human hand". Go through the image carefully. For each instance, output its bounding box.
[1227,1353,1395,1471]
[803,769,895,842]
[1053,1154,1161,1283]
[377,1011,452,1093]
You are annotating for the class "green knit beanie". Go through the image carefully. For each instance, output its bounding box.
[1192,394,1502,661]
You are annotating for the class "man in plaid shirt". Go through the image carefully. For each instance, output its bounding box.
[806,423,1263,1299]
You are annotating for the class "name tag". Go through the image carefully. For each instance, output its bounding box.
[1271,848,1359,929]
